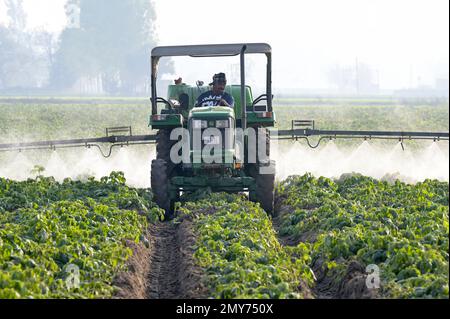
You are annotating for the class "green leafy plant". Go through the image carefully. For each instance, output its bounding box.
[178,193,314,299]
[0,172,157,298]
[276,174,449,298]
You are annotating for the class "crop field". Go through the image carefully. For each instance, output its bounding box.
[0,172,448,299]
[0,97,448,141]
[0,98,449,299]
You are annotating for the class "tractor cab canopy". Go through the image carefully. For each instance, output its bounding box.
[151,43,271,58]
[150,43,273,130]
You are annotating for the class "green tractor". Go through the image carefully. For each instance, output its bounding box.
[149,43,276,216]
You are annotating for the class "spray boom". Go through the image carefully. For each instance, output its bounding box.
[272,120,449,149]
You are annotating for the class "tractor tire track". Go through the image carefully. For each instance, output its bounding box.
[146,220,208,299]
[147,223,181,299]
[114,219,208,299]
[273,195,376,299]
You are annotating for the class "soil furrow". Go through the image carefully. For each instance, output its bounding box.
[114,218,207,299]
[147,223,181,299]
[273,198,376,299]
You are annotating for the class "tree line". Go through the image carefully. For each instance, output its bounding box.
[0,0,173,95]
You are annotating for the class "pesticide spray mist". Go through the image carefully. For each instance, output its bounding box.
[0,145,155,188]
[0,141,448,187]
[272,140,449,183]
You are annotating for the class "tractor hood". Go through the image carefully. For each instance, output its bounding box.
[189,106,235,120]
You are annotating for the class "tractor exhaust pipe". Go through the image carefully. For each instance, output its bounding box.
[240,45,247,131]
[151,56,159,116]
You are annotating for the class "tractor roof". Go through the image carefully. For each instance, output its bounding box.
[151,43,271,58]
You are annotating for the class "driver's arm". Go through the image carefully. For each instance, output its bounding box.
[195,94,204,107]
[219,98,231,107]
[220,94,234,107]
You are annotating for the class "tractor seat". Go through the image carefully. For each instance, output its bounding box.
[179,93,190,110]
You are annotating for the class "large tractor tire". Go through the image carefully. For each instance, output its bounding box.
[247,128,274,214]
[247,127,270,164]
[156,129,173,162]
[259,127,271,161]
[151,159,174,219]
[245,127,271,173]
[156,129,179,178]
[249,160,276,215]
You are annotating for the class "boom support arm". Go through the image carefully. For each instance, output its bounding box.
[0,127,156,158]
[273,120,449,149]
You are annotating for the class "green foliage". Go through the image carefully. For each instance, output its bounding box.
[275,103,449,132]
[0,102,150,142]
[1,101,447,147]
[178,193,314,299]
[275,102,449,149]
[51,0,173,94]
[0,172,163,222]
[0,172,158,298]
[30,165,45,177]
[0,1,56,92]
[0,26,48,91]
[276,174,449,298]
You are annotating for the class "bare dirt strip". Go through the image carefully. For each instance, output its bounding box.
[273,199,377,299]
[113,219,207,299]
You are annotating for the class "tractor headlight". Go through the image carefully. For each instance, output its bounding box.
[193,120,207,129]
[216,120,229,128]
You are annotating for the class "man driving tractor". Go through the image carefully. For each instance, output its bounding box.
[195,73,235,107]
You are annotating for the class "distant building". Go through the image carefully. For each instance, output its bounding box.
[327,62,380,95]
[393,77,448,99]
[435,78,449,92]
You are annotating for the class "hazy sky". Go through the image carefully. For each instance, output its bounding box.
[0,0,448,90]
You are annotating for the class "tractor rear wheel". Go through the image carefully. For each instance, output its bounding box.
[247,127,270,165]
[156,129,179,177]
[151,159,174,219]
[249,160,276,215]
[156,129,173,162]
[260,127,271,160]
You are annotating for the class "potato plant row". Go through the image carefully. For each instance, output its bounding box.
[276,174,449,298]
[177,193,314,299]
[0,172,161,298]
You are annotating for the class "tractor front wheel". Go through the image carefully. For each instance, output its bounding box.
[151,159,175,219]
[249,160,276,215]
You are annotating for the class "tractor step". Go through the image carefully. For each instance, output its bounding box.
[170,176,255,192]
